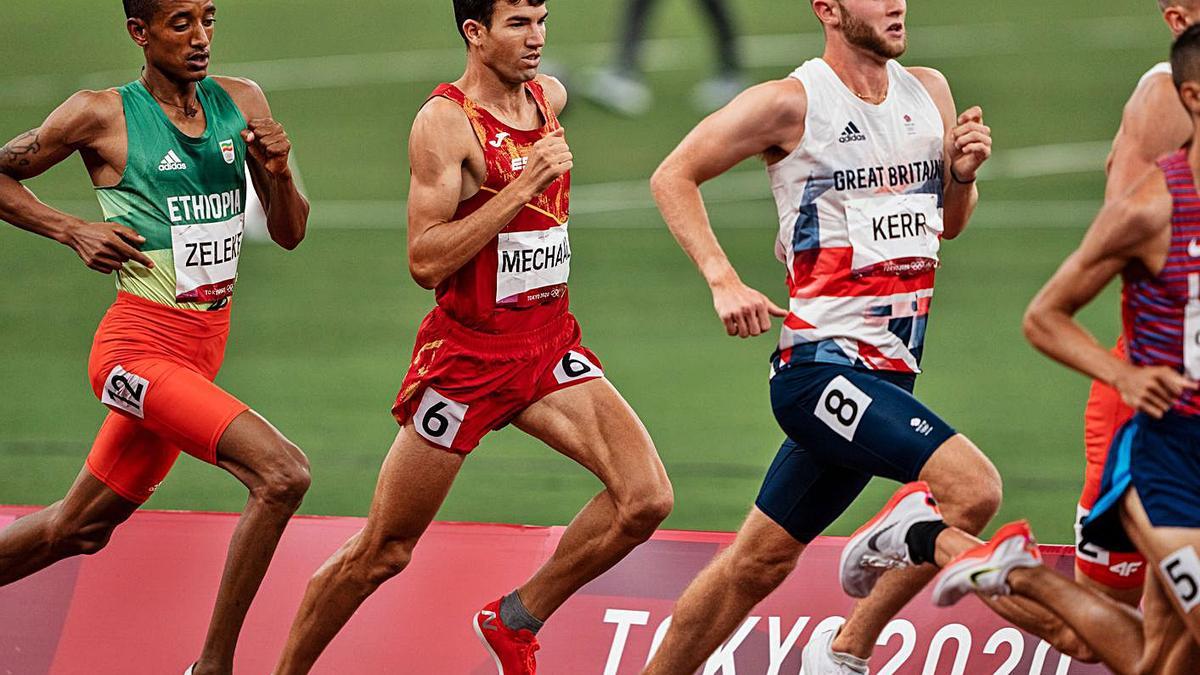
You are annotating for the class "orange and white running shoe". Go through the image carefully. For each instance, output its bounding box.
[839,481,943,598]
[932,520,1042,607]
[473,597,541,674]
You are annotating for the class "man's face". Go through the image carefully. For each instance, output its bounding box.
[836,0,907,60]
[474,1,548,84]
[131,0,216,81]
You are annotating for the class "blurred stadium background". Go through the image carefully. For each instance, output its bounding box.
[0,0,1165,544]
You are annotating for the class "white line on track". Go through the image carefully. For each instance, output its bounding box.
[0,15,1158,105]
[307,140,1110,229]
[46,139,1108,231]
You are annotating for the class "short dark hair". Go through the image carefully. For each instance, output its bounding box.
[1172,23,1200,90]
[453,0,547,44]
[123,0,161,21]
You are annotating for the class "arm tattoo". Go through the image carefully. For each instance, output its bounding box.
[0,129,42,171]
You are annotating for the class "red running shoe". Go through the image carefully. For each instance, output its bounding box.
[473,597,540,674]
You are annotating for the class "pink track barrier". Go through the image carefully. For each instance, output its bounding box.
[0,507,1106,674]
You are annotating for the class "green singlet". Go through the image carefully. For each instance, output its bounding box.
[96,78,248,311]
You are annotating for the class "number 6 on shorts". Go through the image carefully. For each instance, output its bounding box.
[553,350,603,385]
[413,388,469,448]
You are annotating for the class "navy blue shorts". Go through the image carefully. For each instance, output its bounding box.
[1082,412,1200,553]
[755,363,956,543]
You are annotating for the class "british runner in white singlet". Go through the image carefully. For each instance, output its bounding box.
[637,2,1050,673]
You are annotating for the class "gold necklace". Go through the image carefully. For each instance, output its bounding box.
[852,89,886,104]
[140,75,199,119]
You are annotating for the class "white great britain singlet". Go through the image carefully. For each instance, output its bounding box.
[1138,62,1172,89]
[769,58,946,376]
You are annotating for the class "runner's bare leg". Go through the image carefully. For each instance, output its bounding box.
[273,428,462,675]
[0,468,138,583]
[643,508,803,675]
[832,436,1002,658]
[194,410,311,675]
[511,379,673,620]
[1122,490,1200,659]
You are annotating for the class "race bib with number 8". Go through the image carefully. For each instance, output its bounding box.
[815,375,874,442]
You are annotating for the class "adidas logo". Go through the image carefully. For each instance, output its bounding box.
[158,150,188,172]
[838,121,866,144]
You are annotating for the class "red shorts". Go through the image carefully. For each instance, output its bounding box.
[392,308,604,453]
[1076,338,1146,589]
[86,292,249,504]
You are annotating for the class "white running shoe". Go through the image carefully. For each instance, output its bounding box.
[839,481,943,598]
[932,520,1042,607]
[691,74,747,113]
[800,625,869,674]
[582,67,652,117]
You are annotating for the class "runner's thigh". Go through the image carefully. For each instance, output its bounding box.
[513,378,666,493]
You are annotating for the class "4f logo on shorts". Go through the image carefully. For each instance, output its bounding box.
[815,375,873,442]
[553,351,603,385]
[101,366,150,419]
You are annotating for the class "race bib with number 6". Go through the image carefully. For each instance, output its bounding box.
[553,350,604,385]
[413,388,469,449]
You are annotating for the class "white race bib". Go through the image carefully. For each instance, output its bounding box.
[496,224,571,304]
[845,194,943,277]
[171,214,244,303]
[1186,275,1200,379]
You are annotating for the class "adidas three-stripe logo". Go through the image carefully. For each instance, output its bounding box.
[158,150,188,172]
[839,121,866,144]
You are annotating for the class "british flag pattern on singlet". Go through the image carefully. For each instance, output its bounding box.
[769,58,946,376]
[1123,148,1200,417]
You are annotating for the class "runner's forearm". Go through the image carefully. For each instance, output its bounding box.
[651,169,739,287]
[1024,305,1128,387]
[408,178,540,289]
[941,177,977,240]
[263,172,309,250]
[0,173,83,244]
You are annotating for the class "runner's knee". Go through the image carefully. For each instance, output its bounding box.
[927,446,1002,533]
[950,476,1002,533]
[251,441,311,509]
[1042,618,1099,663]
[728,546,799,597]
[615,480,673,540]
[347,536,416,586]
[48,511,121,557]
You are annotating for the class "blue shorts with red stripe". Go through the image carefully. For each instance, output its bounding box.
[756,362,956,543]
[1083,411,1200,552]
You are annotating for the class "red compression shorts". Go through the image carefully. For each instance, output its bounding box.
[86,292,248,503]
[1076,338,1146,590]
[392,308,604,453]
